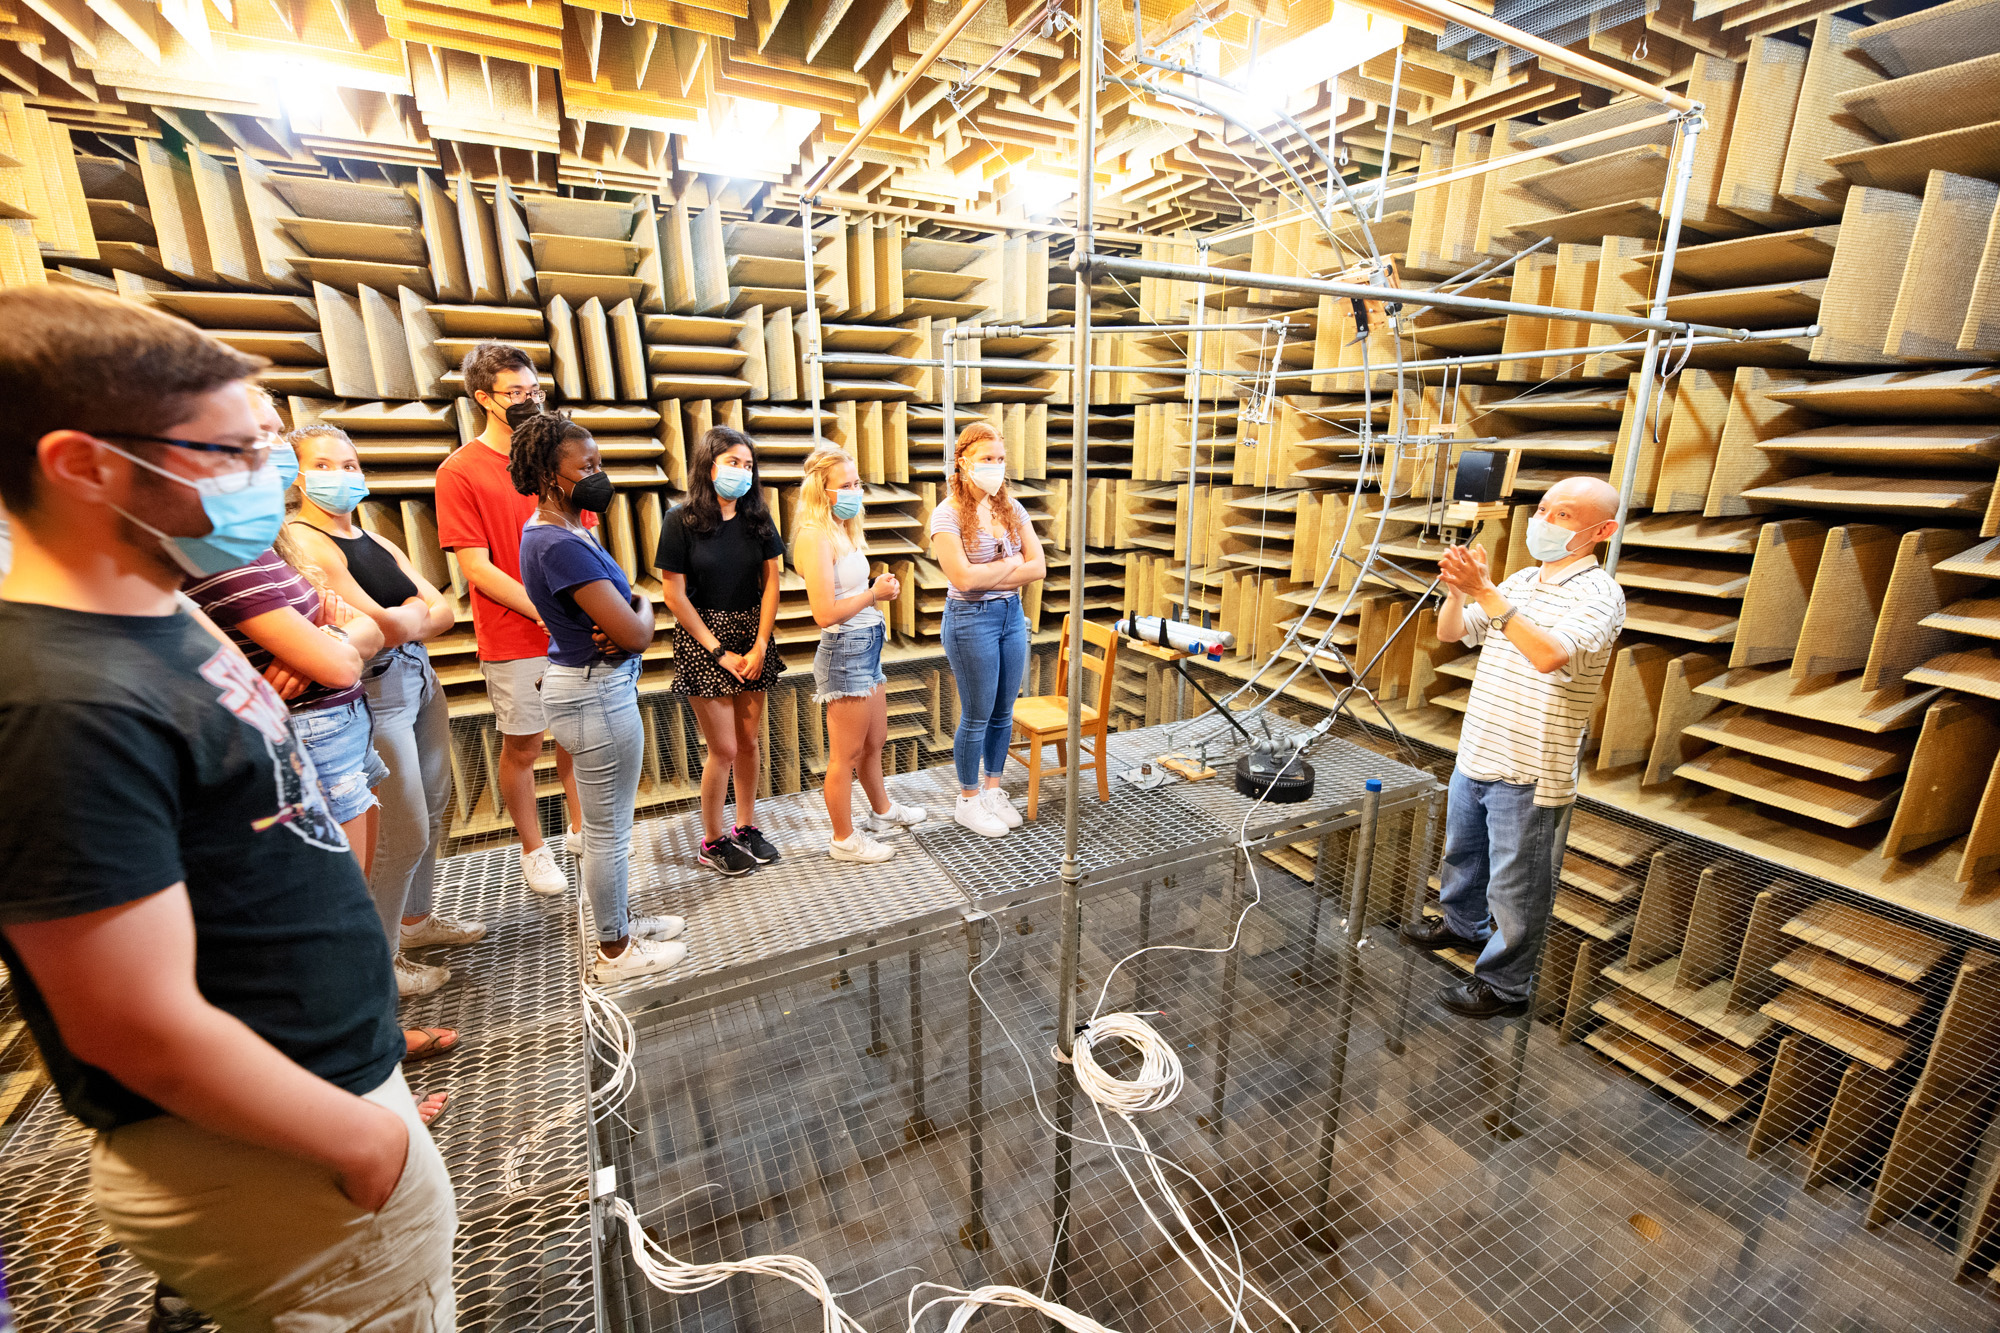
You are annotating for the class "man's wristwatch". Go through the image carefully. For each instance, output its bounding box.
[1489,603,1519,632]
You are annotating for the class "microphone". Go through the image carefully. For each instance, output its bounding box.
[1115,617,1235,657]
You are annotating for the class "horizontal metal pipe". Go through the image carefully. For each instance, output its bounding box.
[1089,253,1755,340]
[954,322,1296,338]
[1208,112,1680,244]
[1282,325,1821,377]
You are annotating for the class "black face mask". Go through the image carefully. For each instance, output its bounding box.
[568,470,614,514]
[503,400,544,431]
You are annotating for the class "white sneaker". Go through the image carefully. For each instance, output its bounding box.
[862,801,927,834]
[830,831,897,863]
[399,913,487,948]
[632,914,686,942]
[522,845,568,896]
[593,935,688,983]
[981,787,1023,828]
[565,828,583,857]
[954,794,1009,838]
[394,951,449,998]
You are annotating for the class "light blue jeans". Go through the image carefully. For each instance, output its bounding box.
[941,593,1028,789]
[1437,765,1569,1003]
[364,644,451,944]
[541,656,641,944]
[292,697,386,825]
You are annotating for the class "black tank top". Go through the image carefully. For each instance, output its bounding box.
[320,527,418,608]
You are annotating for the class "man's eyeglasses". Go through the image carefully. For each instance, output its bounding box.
[100,432,276,493]
[488,388,547,406]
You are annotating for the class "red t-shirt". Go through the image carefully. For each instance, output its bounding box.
[435,437,593,662]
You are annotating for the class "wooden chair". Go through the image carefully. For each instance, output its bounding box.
[1009,616,1119,820]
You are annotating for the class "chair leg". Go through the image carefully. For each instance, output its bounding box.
[1094,725,1110,802]
[1025,737,1042,821]
[1055,740,1066,770]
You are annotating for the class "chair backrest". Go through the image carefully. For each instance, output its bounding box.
[1055,615,1119,719]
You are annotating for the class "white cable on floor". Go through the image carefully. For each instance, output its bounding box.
[578,897,639,1123]
[907,1281,1126,1332]
[604,1195,873,1333]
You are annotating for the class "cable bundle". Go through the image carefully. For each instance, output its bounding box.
[907,1281,1125,1332]
[605,1195,870,1333]
[1068,1014,1300,1333]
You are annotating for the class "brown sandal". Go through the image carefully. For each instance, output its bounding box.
[414,1090,451,1129]
[402,1026,460,1063]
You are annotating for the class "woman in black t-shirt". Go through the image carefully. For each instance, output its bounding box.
[656,427,787,877]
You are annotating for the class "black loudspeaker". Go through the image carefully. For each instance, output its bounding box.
[1453,449,1505,503]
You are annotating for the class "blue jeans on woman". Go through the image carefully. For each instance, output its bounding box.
[1437,765,1570,1003]
[363,644,451,945]
[942,593,1028,790]
[541,656,641,944]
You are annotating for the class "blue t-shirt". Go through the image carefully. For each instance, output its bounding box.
[520,522,634,667]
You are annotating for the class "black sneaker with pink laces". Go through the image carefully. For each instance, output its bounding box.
[698,834,755,877]
[734,824,781,864]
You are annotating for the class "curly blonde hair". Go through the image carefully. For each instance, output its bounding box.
[797,443,865,554]
[947,420,1023,557]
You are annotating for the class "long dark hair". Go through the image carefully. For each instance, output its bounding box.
[509,411,590,499]
[683,426,775,540]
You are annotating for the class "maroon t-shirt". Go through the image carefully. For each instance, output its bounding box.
[183,549,362,712]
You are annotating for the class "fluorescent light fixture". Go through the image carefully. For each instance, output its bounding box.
[680,97,820,179]
[1011,169,1076,216]
[1202,5,1405,129]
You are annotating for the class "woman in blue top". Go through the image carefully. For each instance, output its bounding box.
[512,414,688,986]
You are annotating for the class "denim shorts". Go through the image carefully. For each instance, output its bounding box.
[813,622,887,702]
[291,697,388,824]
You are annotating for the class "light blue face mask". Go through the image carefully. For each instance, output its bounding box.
[302,471,370,515]
[270,442,299,491]
[970,462,1007,496]
[102,442,286,579]
[831,487,864,521]
[715,464,754,501]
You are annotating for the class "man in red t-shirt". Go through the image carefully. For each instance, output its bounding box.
[435,344,585,896]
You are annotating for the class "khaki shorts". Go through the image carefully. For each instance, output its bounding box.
[480,656,549,736]
[91,1065,457,1333]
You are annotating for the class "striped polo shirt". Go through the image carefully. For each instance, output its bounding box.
[1456,556,1625,807]
[184,549,363,713]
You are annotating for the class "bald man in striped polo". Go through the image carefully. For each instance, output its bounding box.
[1401,477,1627,1018]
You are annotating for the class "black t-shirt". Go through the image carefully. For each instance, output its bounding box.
[0,601,403,1130]
[655,505,786,613]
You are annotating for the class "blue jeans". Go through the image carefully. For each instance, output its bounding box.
[1437,765,1569,1003]
[292,697,386,825]
[541,657,641,944]
[364,644,451,944]
[942,594,1029,790]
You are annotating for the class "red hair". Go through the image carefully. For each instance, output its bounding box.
[948,420,1024,556]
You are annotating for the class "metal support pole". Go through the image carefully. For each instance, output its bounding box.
[1054,0,1099,1066]
[1135,876,1156,1012]
[1376,49,1402,223]
[1298,778,1381,1252]
[802,199,824,448]
[960,915,991,1250]
[1177,240,1208,722]
[905,947,936,1141]
[1302,825,1339,986]
[1605,108,1705,578]
[1204,847,1247,1136]
[864,952,886,1056]
[941,328,957,444]
[1385,787,1442,1057]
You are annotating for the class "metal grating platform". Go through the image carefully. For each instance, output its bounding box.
[0,842,597,1333]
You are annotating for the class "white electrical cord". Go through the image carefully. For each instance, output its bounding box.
[578,898,639,1124]
[907,1281,1126,1332]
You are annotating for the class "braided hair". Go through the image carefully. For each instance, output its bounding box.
[508,411,590,500]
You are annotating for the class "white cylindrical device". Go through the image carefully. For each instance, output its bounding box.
[1115,617,1235,656]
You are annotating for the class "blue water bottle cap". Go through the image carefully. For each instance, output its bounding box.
[1365,778,1382,792]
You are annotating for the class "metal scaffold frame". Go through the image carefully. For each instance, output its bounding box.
[782,0,1716,1297]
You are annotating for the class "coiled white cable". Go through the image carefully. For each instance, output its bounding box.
[1069,1013,1301,1333]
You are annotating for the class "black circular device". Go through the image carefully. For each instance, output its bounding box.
[1235,753,1316,802]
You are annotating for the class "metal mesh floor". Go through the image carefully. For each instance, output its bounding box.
[604,851,2000,1333]
[0,842,595,1333]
